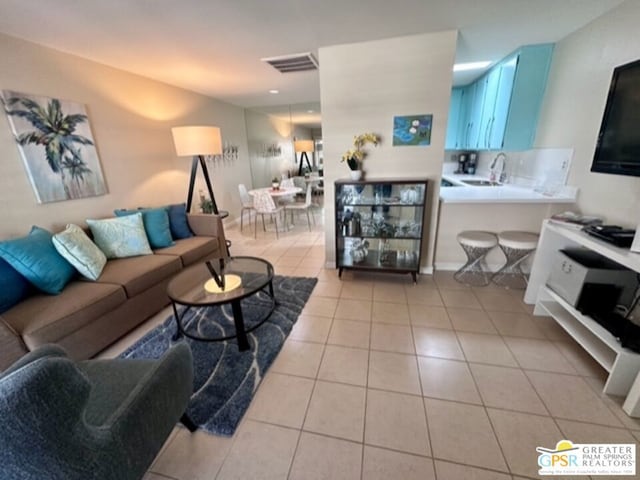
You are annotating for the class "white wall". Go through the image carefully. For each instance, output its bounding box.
[535,0,640,227]
[0,33,252,237]
[244,109,313,187]
[319,31,457,270]
[244,109,294,188]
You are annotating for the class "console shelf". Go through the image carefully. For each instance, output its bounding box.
[527,220,640,404]
[538,287,620,373]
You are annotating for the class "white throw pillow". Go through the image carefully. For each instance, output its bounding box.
[52,224,107,281]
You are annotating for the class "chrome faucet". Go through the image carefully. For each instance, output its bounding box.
[490,152,508,183]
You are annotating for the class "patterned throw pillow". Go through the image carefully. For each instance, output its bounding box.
[114,207,175,248]
[0,226,75,295]
[86,213,153,259]
[52,224,107,281]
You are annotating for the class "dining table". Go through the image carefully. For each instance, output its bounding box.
[247,186,302,199]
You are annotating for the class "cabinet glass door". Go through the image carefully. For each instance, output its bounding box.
[336,182,425,273]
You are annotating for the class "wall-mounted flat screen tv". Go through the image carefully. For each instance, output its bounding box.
[591,58,640,177]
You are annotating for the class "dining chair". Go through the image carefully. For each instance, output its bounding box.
[284,183,315,231]
[278,178,296,205]
[280,178,294,188]
[292,176,307,199]
[237,184,255,232]
[253,190,284,239]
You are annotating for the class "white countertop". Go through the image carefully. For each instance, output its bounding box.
[440,175,577,204]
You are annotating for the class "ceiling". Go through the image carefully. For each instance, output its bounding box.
[0,0,625,111]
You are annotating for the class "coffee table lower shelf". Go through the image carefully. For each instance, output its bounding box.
[171,283,276,351]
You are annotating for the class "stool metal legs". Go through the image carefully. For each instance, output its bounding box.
[492,246,534,289]
[454,244,494,286]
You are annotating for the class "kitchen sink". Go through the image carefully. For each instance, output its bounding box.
[461,179,502,187]
[441,178,462,187]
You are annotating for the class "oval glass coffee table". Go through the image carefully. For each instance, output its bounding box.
[166,256,275,351]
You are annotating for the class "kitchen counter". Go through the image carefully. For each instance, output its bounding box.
[440,175,577,204]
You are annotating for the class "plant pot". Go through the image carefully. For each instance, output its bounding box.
[349,170,363,181]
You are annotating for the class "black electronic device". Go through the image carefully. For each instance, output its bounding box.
[591,58,640,177]
[576,283,640,354]
[583,225,636,248]
[576,283,622,318]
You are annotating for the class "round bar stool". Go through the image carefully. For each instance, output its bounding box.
[492,231,539,289]
[453,231,498,286]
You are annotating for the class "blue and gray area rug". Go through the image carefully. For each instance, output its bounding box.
[120,275,317,436]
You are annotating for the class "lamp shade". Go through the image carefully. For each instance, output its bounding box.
[172,126,222,156]
[294,139,314,153]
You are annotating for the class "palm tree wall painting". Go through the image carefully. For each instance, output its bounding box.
[2,90,107,203]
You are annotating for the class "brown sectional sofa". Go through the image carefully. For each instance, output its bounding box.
[0,213,228,370]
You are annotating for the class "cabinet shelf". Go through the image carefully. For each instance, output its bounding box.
[335,178,428,283]
[340,202,423,207]
[337,250,419,271]
[339,235,421,240]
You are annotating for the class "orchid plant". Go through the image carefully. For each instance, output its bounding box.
[341,133,380,171]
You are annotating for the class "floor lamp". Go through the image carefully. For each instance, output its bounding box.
[294,139,314,176]
[172,126,222,215]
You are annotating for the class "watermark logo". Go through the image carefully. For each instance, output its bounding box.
[537,439,636,476]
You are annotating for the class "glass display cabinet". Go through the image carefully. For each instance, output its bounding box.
[334,178,428,282]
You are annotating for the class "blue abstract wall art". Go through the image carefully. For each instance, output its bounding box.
[393,114,432,146]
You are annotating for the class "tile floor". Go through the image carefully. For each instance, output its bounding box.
[101,210,640,480]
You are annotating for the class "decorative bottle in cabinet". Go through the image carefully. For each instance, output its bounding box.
[334,178,428,283]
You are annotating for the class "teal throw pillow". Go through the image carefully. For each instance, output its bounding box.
[0,226,75,295]
[86,213,153,259]
[167,203,193,239]
[52,224,107,281]
[114,207,175,249]
[0,258,32,313]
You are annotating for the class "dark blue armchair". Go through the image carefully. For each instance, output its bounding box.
[0,343,194,480]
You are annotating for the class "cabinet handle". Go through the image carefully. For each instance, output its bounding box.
[484,118,491,148]
[486,117,495,148]
[489,117,495,148]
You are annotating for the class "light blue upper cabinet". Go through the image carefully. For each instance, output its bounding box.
[488,55,517,149]
[467,78,487,149]
[446,85,473,149]
[446,43,554,151]
[501,44,554,150]
[445,88,462,149]
[459,83,474,147]
[477,67,501,149]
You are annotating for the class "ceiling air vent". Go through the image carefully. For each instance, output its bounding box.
[261,52,318,73]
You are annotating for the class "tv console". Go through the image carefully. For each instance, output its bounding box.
[525,220,640,416]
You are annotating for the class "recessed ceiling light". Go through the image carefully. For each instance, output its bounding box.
[269,89,279,94]
[453,61,491,72]
[307,110,314,113]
